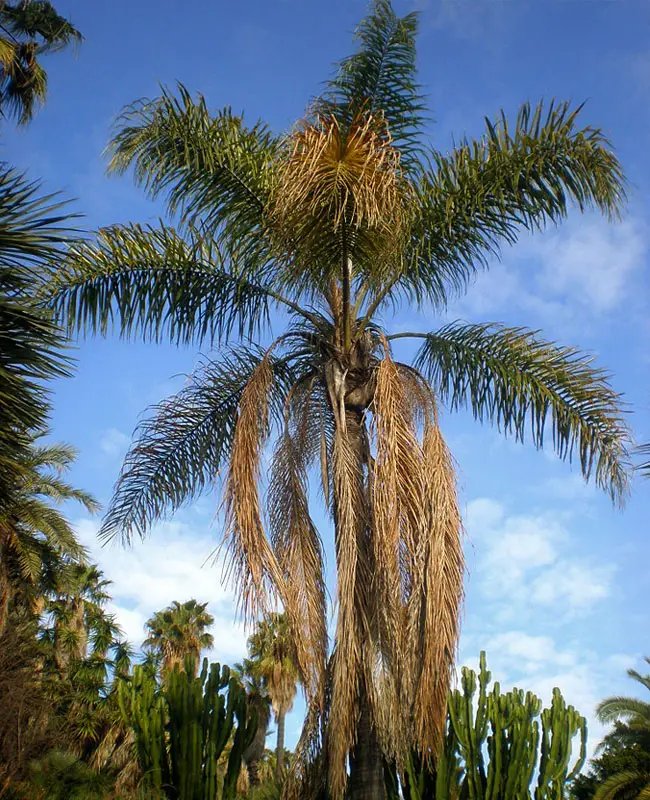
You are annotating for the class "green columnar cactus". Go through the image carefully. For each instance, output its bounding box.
[120,655,257,800]
[392,651,587,800]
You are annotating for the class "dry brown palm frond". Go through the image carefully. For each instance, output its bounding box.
[408,417,464,758]
[222,357,283,621]
[327,414,370,800]
[268,383,328,706]
[275,112,406,231]
[284,682,331,800]
[269,112,411,284]
[368,353,432,759]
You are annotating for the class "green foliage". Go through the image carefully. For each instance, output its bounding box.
[27,749,113,800]
[389,652,587,800]
[0,1,82,124]
[144,599,215,675]
[411,322,629,502]
[120,656,258,799]
[571,660,650,800]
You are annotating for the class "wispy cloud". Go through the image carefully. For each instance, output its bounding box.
[75,518,246,662]
[99,428,131,458]
[466,497,615,622]
[455,216,647,333]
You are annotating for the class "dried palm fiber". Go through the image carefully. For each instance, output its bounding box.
[407,411,464,759]
[326,408,373,800]
[222,356,283,620]
[270,111,411,282]
[268,378,328,704]
[367,352,428,759]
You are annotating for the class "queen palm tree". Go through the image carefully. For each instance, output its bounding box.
[143,599,214,675]
[0,0,82,124]
[47,3,631,796]
[592,660,650,800]
[248,614,300,782]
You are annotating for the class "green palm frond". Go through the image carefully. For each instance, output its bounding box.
[636,442,650,477]
[597,697,650,726]
[1,2,82,52]
[48,222,292,346]
[107,85,278,254]
[389,100,626,311]
[0,2,81,124]
[320,0,425,170]
[410,322,629,501]
[593,770,650,800]
[0,165,75,260]
[99,347,305,543]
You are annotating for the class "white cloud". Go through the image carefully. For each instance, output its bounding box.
[99,428,131,457]
[457,216,646,326]
[75,518,247,662]
[530,562,614,610]
[465,498,613,620]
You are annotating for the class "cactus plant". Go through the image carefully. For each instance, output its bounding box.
[119,655,257,799]
[388,651,586,800]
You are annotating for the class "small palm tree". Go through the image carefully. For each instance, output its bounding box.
[0,0,82,124]
[248,614,300,782]
[144,599,214,675]
[43,562,115,670]
[0,436,98,636]
[48,3,631,796]
[594,660,650,800]
[236,658,272,790]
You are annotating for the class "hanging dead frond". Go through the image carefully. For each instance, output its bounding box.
[408,417,464,758]
[222,357,282,620]
[268,379,328,705]
[327,415,369,800]
[369,353,432,759]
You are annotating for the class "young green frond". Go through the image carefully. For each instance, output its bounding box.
[412,322,630,502]
[48,223,276,345]
[320,0,425,170]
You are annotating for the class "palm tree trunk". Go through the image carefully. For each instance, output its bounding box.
[276,709,286,782]
[0,549,11,639]
[348,682,386,800]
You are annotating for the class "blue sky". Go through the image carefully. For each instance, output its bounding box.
[6,0,650,754]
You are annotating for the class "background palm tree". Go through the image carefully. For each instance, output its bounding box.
[0,163,74,505]
[236,657,272,790]
[48,3,631,796]
[592,660,650,800]
[248,614,300,782]
[143,598,214,675]
[0,436,98,636]
[0,0,82,124]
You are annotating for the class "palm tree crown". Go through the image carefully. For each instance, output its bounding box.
[248,613,301,781]
[143,599,214,675]
[593,660,650,800]
[48,2,631,796]
[0,0,82,124]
